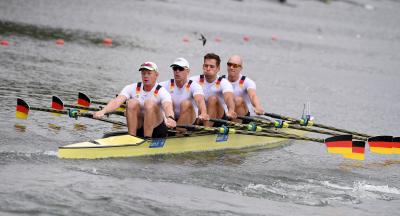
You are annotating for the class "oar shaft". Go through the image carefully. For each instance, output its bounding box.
[250,119,367,141]
[91,100,126,109]
[234,130,325,143]
[29,106,126,126]
[263,112,372,138]
[65,104,101,112]
[177,123,325,143]
[64,104,125,116]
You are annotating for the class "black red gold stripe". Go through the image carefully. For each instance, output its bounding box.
[368,136,393,154]
[77,92,91,107]
[16,98,29,119]
[343,141,365,160]
[392,137,399,154]
[52,96,64,110]
[325,135,352,154]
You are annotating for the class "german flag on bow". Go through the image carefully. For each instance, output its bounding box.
[77,92,91,107]
[393,137,400,154]
[16,98,29,119]
[325,135,353,155]
[368,136,393,154]
[51,96,64,110]
[343,141,366,160]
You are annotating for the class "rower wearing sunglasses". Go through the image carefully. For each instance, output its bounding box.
[160,58,209,126]
[226,55,265,122]
[190,53,237,127]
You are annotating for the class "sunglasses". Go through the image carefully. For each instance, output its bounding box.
[227,62,241,69]
[172,66,185,71]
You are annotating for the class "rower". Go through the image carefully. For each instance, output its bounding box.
[226,55,265,122]
[190,53,237,127]
[93,61,176,138]
[160,58,209,126]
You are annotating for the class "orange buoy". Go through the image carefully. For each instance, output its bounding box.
[1,40,9,46]
[103,38,112,46]
[56,39,65,45]
[243,35,250,42]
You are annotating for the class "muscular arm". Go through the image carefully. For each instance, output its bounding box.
[162,101,175,119]
[162,101,176,128]
[223,92,237,119]
[194,94,207,116]
[93,95,126,118]
[194,94,209,121]
[247,88,265,114]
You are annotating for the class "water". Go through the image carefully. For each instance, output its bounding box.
[1,0,400,215]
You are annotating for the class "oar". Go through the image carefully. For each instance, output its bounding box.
[207,119,330,143]
[17,98,127,126]
[262,112,372,138]
[178,124,325,143]
[178,124,366,159]
[238,116,368,141]
[52,96,125,116]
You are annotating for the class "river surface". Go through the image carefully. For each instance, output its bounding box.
[1,0,400,215]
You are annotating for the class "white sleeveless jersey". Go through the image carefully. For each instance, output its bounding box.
[160,79,204,119]
[119,82,172,114]
[228,74,256,115]
[189,75,233,112]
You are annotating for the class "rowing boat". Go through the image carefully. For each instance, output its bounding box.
[58,128,305,159]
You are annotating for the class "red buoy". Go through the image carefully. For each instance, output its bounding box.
[56,39,65,45]
[103,38,112,46]
[1,40,9,46]
[243,35,250,42]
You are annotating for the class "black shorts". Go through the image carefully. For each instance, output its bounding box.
[241,111,252,124]
[212,112,229,127]
[136,121,168,138]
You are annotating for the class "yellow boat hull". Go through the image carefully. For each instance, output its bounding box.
[58,129,304,159]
